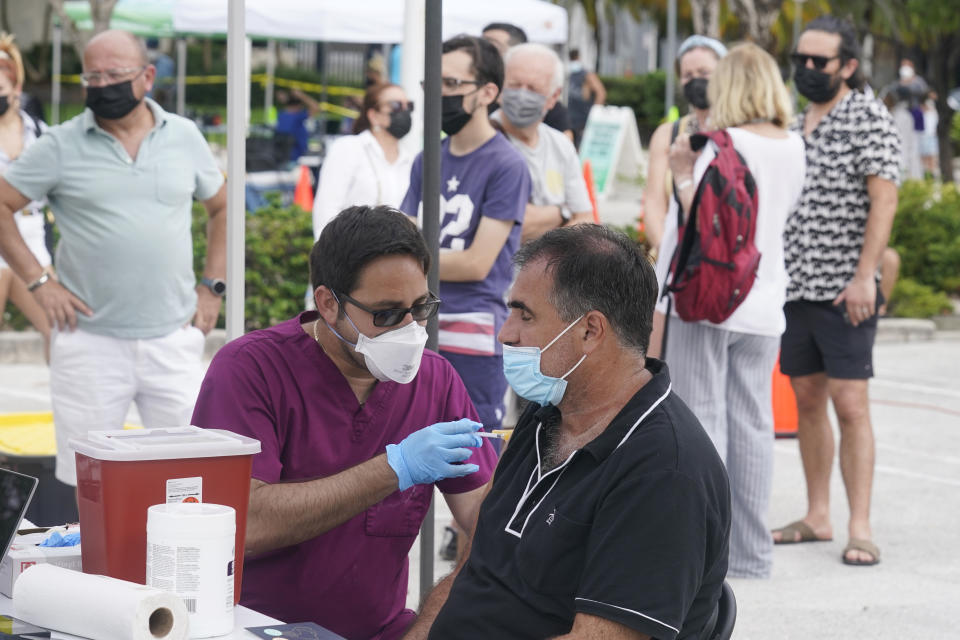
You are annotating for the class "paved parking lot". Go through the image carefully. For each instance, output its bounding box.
[1,331,957,638]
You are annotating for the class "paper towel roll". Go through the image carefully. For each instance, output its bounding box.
[13,564,189,640]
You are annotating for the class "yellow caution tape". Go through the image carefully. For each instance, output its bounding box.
[54,74,362,117]
[54,73,363,96]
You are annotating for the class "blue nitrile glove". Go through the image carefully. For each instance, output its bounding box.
[38,531,81,547]
[386,418,483,491]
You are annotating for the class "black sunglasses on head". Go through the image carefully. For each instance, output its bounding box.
[791,52,841,71]
[336,291,441,327]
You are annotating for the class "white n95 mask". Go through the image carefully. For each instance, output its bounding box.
[326,310,428,384]
[354,320,428,383]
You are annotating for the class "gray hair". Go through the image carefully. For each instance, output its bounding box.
[504,42,564,93]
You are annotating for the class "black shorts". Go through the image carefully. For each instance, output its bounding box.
[780,298,881,380]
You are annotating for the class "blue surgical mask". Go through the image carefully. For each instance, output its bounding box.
[502,315,586,407]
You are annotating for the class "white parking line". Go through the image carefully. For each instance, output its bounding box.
[0,386,50,403]
[873,377,960,400]
[775,444,960,487]
[877,443,960,466]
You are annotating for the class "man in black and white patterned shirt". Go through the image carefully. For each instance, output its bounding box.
[773,16,900,568]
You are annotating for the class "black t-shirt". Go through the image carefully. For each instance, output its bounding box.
[429,359,730,640]
[544,101,572,134]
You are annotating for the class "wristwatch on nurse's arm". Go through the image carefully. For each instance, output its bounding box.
[558,204,572,225]
[200,276,226,297]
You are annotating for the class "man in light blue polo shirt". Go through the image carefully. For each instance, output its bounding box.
[0,30,226,486]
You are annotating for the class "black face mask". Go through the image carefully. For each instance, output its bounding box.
[794,65,843,104]
[387,109,412,139]
[441,94,474,136]
[85,79,142,120]
[683,78,710,110]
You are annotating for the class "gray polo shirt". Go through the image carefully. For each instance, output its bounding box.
[5,98,224,339]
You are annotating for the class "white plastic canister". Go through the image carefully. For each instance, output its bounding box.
[147,503,236,638]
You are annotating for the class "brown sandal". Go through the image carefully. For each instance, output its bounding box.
[842,538,881,566]
[772,520,832,544]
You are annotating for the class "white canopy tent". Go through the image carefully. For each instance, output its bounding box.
[63,0,567,44]
[177,0,567,44]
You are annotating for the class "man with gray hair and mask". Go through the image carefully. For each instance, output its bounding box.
[494,43,593,242]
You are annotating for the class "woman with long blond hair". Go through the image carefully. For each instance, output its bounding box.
[0,33,51,360]
[656,42,806,578]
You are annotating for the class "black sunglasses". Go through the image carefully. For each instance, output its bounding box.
[790,53,841,71]
[336,291,441,327]
[380,100,414,113]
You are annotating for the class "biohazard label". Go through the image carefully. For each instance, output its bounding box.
[166,477,202,504]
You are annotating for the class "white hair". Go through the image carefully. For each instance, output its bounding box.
[503,42,564,93]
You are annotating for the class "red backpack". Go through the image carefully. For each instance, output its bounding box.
[664,130,760,324]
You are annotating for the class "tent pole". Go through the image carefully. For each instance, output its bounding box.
[176,37,187,116]
[52,21,61,125]
[226,0,247,341]
[418,0,441,605]
[665,0,676,116]
[265,39,276,122]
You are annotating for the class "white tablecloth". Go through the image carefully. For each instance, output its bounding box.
[0,593,281,639]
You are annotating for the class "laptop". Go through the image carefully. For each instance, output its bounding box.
[0,468,38,563]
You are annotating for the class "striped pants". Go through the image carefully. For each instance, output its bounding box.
[665,320,780,578]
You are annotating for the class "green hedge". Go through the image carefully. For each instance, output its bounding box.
[888,179,960,318]
[888,278,953,318]
[890,179,960,294]
[599,71,666,144]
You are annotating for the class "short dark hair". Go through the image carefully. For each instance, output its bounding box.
[570,49,581,61]
[310,206,430,295]
[443,35,504,93]
[803,15,865,90]
[482,22,528,47]
[514,224,657,356]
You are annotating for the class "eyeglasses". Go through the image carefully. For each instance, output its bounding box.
[380,100,414,113]
[336,291,441,327]
[790,53,840,71]
[420,77,481,91]
[80,66,147,87]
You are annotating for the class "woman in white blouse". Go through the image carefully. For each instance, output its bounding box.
[659,42,806,580]
[0,34,51,360]
[312,84,414,239]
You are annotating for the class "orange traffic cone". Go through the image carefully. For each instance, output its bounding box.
[582,161,600,223]
[294,165,314,212]
[772,352,798,438]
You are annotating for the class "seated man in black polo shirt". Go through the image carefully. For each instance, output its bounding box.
[404,224,731,640]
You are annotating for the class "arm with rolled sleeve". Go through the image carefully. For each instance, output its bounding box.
[562,135,595,223]
[192,345,484,557]
[836,105,902,326]
[572,471,715,640]
[439,153,530,282]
